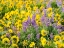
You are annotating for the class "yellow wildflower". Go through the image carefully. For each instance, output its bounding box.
[29,42,35,48]
[40,37,47,46]
[61,35,64,41]
[33,6,38,11]
[54,41,63,48]
[47,7,52,12]
[54,35,61,41]
[60,31,64,36]
[41,29,48,36]
[8,29,13,33]
[11,35,19,44]
[12,44,19,48]
[48,12,53,18]
[0,26,3,31]
[2,38,10,44]
[23,40,28,46]
[1,34,6,39]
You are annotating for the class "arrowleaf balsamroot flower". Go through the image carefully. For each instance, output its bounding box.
[29,42,35,48]
[40,37,47,47]
[41,29,48,36]
[11,35,19,44]
[2,38,10,45]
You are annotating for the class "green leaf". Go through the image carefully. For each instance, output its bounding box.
[51,2,58,8]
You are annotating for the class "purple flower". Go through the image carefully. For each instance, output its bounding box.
[22,17,31,32]
[46,2,51,8]
[27,16,31,24]
[22,26,27,32]
[31,14,36,26]
[52,23,57,28]
[36,33,40,39]
[56,25,62,29]
[56,0,62,7]
[57,29,62,34]
[50,33,53,39]
[41,16,51,26]
[31,14,38,29]
[43,9,46,16]
[41,16,46,22]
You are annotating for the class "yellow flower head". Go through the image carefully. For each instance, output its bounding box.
[47,7,52,12]
[12,44,19,48]
[8,29,13,33]
[0,26,3,31]
[11,35,19,44]
[21,10,26,15]
[54,35,61,41]
[54,41,63,48]
[40,37,47,46]
[29,42,35,48]
[33,6,38,11]
[1,34,6,39]
[23,40,28,46]
[60,31,64,36]
[61,35,64,41]
[35,14,40,20]
[6,21,11,27]
[48,12,53,18]
[56,13,60,17]
[2,38,10,45]
[41,29,48,36]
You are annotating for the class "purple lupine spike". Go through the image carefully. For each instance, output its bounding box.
[57,29,62,34]
[23,22,28,27]
[56,25,62,29]
[41,16,50,26]
[22,21,28,32]
[46,2,51,8]
[44,17,51,26]
[36,33,40,39]
[22,26,27,32]
[27,34,31,40]
[31,14,38,32]
[41,16,46,22]
[50,33,53,39]
[31,19,36,26]
[22,22,28,32]
[50,15,54,23]
[52,23,57,28]
[56,0,62,7]
[22,16,31,27]
[27,16,31,24]
[31,14,36,26]
[43,9,46,16]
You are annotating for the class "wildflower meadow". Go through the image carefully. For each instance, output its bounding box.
[0,0,64,48]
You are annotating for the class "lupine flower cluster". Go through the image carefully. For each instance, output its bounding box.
[0,0,64,48]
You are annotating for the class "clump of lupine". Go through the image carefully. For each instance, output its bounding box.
[0,0,64,48]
